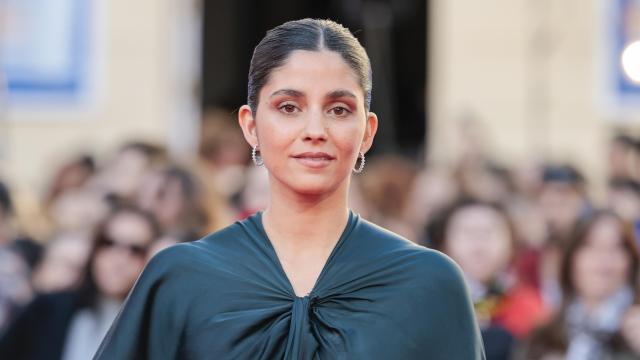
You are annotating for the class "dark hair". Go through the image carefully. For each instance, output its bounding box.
[161,165,209,239]
[542,164,585,185]
[118,141,168,169]
[611,133,636,148]
[609,176,640,197]
[525,210,640,358]
[45,154,96,206]
[120,141,166,158]
[559,209,639,301]
[247,18,372,114]
[0,180,13,217]
[427,197,516,254]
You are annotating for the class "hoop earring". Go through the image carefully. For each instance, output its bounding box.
[353,152,365,173]
[252,145,264,166]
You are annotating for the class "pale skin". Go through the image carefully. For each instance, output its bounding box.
[238,49,378,297]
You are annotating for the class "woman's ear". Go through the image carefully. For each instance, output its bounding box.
[238,105,259,147]
[360,112,379,154]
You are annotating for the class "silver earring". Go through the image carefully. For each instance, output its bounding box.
[252,145,264,166]
[353,152,365,173]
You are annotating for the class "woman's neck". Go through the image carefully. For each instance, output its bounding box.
[262,176,350,253]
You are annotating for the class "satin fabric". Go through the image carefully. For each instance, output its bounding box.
[94,210,485,359]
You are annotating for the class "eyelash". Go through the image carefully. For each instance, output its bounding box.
[278,103,299,114]
[329,106,351,117]
[276,103,353,117]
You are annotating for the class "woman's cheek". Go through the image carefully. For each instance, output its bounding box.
[331,125,362,154]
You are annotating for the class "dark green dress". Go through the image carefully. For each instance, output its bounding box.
[94,210,485,359]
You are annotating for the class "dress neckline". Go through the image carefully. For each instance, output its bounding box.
[252,209,357,299]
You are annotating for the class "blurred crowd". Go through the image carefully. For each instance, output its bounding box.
[0,110,639,359]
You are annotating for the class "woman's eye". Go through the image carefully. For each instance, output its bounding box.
[279,104,298,114]
[330,106,350,116]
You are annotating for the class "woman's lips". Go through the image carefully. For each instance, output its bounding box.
[292,152,335,168]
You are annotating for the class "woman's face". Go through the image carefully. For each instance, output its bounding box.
[239,50,377,197]
[445,205,513,284]
[572,216,631,303]
[92,212,155,300]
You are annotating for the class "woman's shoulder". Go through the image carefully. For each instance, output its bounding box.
[356,215,465,286]
[142,216,262,281]
[355,215,423,250]
[149,217,254,262]
[358,216,455,259]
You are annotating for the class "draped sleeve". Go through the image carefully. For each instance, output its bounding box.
[93,245,194,360]
[412,249,486,359]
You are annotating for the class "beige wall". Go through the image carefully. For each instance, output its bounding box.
[6,0,640,202]
[0,0,200,198]
[428,0,640,199]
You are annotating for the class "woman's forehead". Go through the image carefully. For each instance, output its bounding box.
[261,50,363,98]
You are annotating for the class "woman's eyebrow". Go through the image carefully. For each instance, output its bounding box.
[327,90,357,100]
[270,89,304,98]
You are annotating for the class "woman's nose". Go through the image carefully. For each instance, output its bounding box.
[302,109,328,142]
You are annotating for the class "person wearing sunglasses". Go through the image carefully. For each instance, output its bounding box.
[0,204,160,360]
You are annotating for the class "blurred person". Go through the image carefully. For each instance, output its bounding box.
[450,112,515,205]
[199,108,252,199]
[0,248,32,335]
[521,210,640,360]
[506,160,552,303]
[608,134,638,180]
[608,177,640,222]
[358,154,419,240]
[608,177,640,249]
[8,236,44,272]
[48,188,110,232]
[538,165,591,240]
[0,181,33,333]
[0,179,15,245]
[404,165,459,245]
[30,230,92,294]
[236,165,270,217]
[136,165,224,239]
[95,19,484,359]
[632,139,640,183]
[455,161,515,205]
[536,164,593,310]
[44,155,96,209]
[89,141,167,202]
[511,159,544,200]
[507,199,550,296]
[430,198,548,360]
[0,204,160,360]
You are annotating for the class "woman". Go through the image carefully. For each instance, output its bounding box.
[95,19,484,359]
[0,204,159,360]
[136,165,225,239]
[522,210,640,359]
[430,198,548,360]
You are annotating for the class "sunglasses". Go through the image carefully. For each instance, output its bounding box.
[98,236,149,257]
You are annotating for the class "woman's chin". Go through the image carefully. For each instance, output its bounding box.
[292,184,333,197]
[287,178,341,197]
[271,169,348,197]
